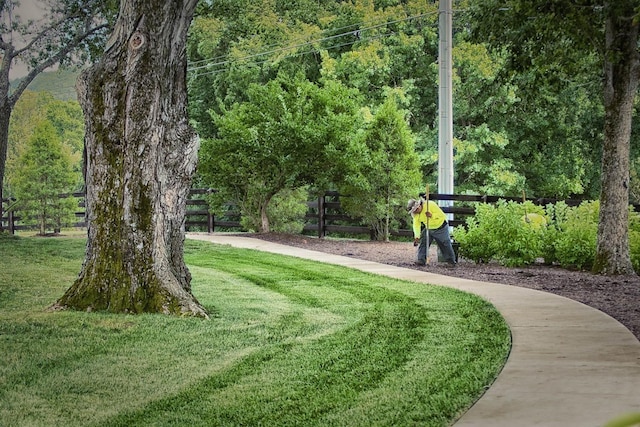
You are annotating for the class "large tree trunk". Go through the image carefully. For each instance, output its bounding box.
[0,48,12,232]
[55,0,207,317]
[593,3,639,276]
[0,100,10,232]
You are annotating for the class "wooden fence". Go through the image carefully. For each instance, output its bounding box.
[1,189,605,238]
[300,191,592,239]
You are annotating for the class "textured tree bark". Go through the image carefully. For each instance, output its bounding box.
[0,101,10,231]
[55,0,208,317]
[593,4,639,276]
[0,49,13,232]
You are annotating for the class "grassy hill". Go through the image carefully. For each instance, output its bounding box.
[10,69,81,101]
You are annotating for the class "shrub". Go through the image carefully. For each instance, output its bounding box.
[540,201,573,265]
[267,187,309,234]
[453,204,498,263]
[549,201,598,270]
[453,199,547,266]
[628,209,640,273]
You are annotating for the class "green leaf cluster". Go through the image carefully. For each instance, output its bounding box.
[8,120,78,235]
[337,93,421,241]
[453,200,548,267]
[198,73,363,232]
[454,199,640,272]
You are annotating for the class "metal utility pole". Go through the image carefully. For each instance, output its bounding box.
[438,0,454,203]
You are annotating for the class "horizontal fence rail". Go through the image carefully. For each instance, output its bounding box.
[1,189,626,239]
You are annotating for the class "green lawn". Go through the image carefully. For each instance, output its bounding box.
[0,233,510,426]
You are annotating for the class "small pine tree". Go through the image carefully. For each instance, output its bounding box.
[10,121,78,235]
[338,94,421,241]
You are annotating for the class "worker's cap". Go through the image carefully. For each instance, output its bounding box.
[406,198,422,214]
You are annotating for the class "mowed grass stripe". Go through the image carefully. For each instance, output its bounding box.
[0,235,510,427]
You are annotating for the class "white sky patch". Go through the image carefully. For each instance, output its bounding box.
[7,0,56,80]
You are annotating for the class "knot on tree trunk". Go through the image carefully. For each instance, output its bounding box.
[129,31,145,50]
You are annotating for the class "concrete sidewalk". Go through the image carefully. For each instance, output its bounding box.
[187,233,640,427]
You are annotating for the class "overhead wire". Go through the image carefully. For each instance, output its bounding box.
[187,17,371,68]
[186,10,438,69]
[187,10,439,77]
[188,10,436,71]
[189,32,398,78]
[19,10,444,97]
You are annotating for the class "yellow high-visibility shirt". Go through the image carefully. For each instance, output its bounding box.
[412,200,447,238]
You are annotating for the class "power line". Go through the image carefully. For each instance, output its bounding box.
[187,17,372,68]
[189,32,399,78]
[187,10,439,76]
[187,11,437,69]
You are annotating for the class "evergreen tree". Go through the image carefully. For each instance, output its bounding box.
[337,93,421,241]
[6,92,84,198]
[10,121,77,235]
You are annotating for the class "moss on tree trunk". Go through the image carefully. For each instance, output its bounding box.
[55,0,207,317]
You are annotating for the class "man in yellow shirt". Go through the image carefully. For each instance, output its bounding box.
[407,197,457,266]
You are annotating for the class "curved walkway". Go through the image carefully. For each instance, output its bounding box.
[187,233,640,427]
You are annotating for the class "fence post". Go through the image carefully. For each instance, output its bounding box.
[318,194,325,238]
[208,211,214,233]
[8,210,15,235]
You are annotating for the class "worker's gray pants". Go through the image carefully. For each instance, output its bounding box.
[417,223,456,264]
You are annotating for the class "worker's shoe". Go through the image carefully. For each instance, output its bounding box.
[414,260,426,266]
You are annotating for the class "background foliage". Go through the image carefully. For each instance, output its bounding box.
[5,0,638,245]
[5,89,83,234]
[186,0,634,231]
[8,120,78,235]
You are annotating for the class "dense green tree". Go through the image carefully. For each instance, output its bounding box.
[46,98,85,190]
[467,0,638,275]
[188,0,628,252]
[5,91,55,197]
[6,91,84,198]
[337,92,422,241]
[0,0,115,230]
[9,121,77,235]
[190,0,584,198]
[198,73,363,232]
[446,26,604,198]
[187,0,329,137]
[448,41,525,195]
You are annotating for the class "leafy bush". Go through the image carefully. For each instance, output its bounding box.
[628,209,640,272]
[453,204,498,263]
[453,200,547,266]
[267,187,309,234]
[550,201,598,270]
[540,201,573,265]
[455,199,640,272]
